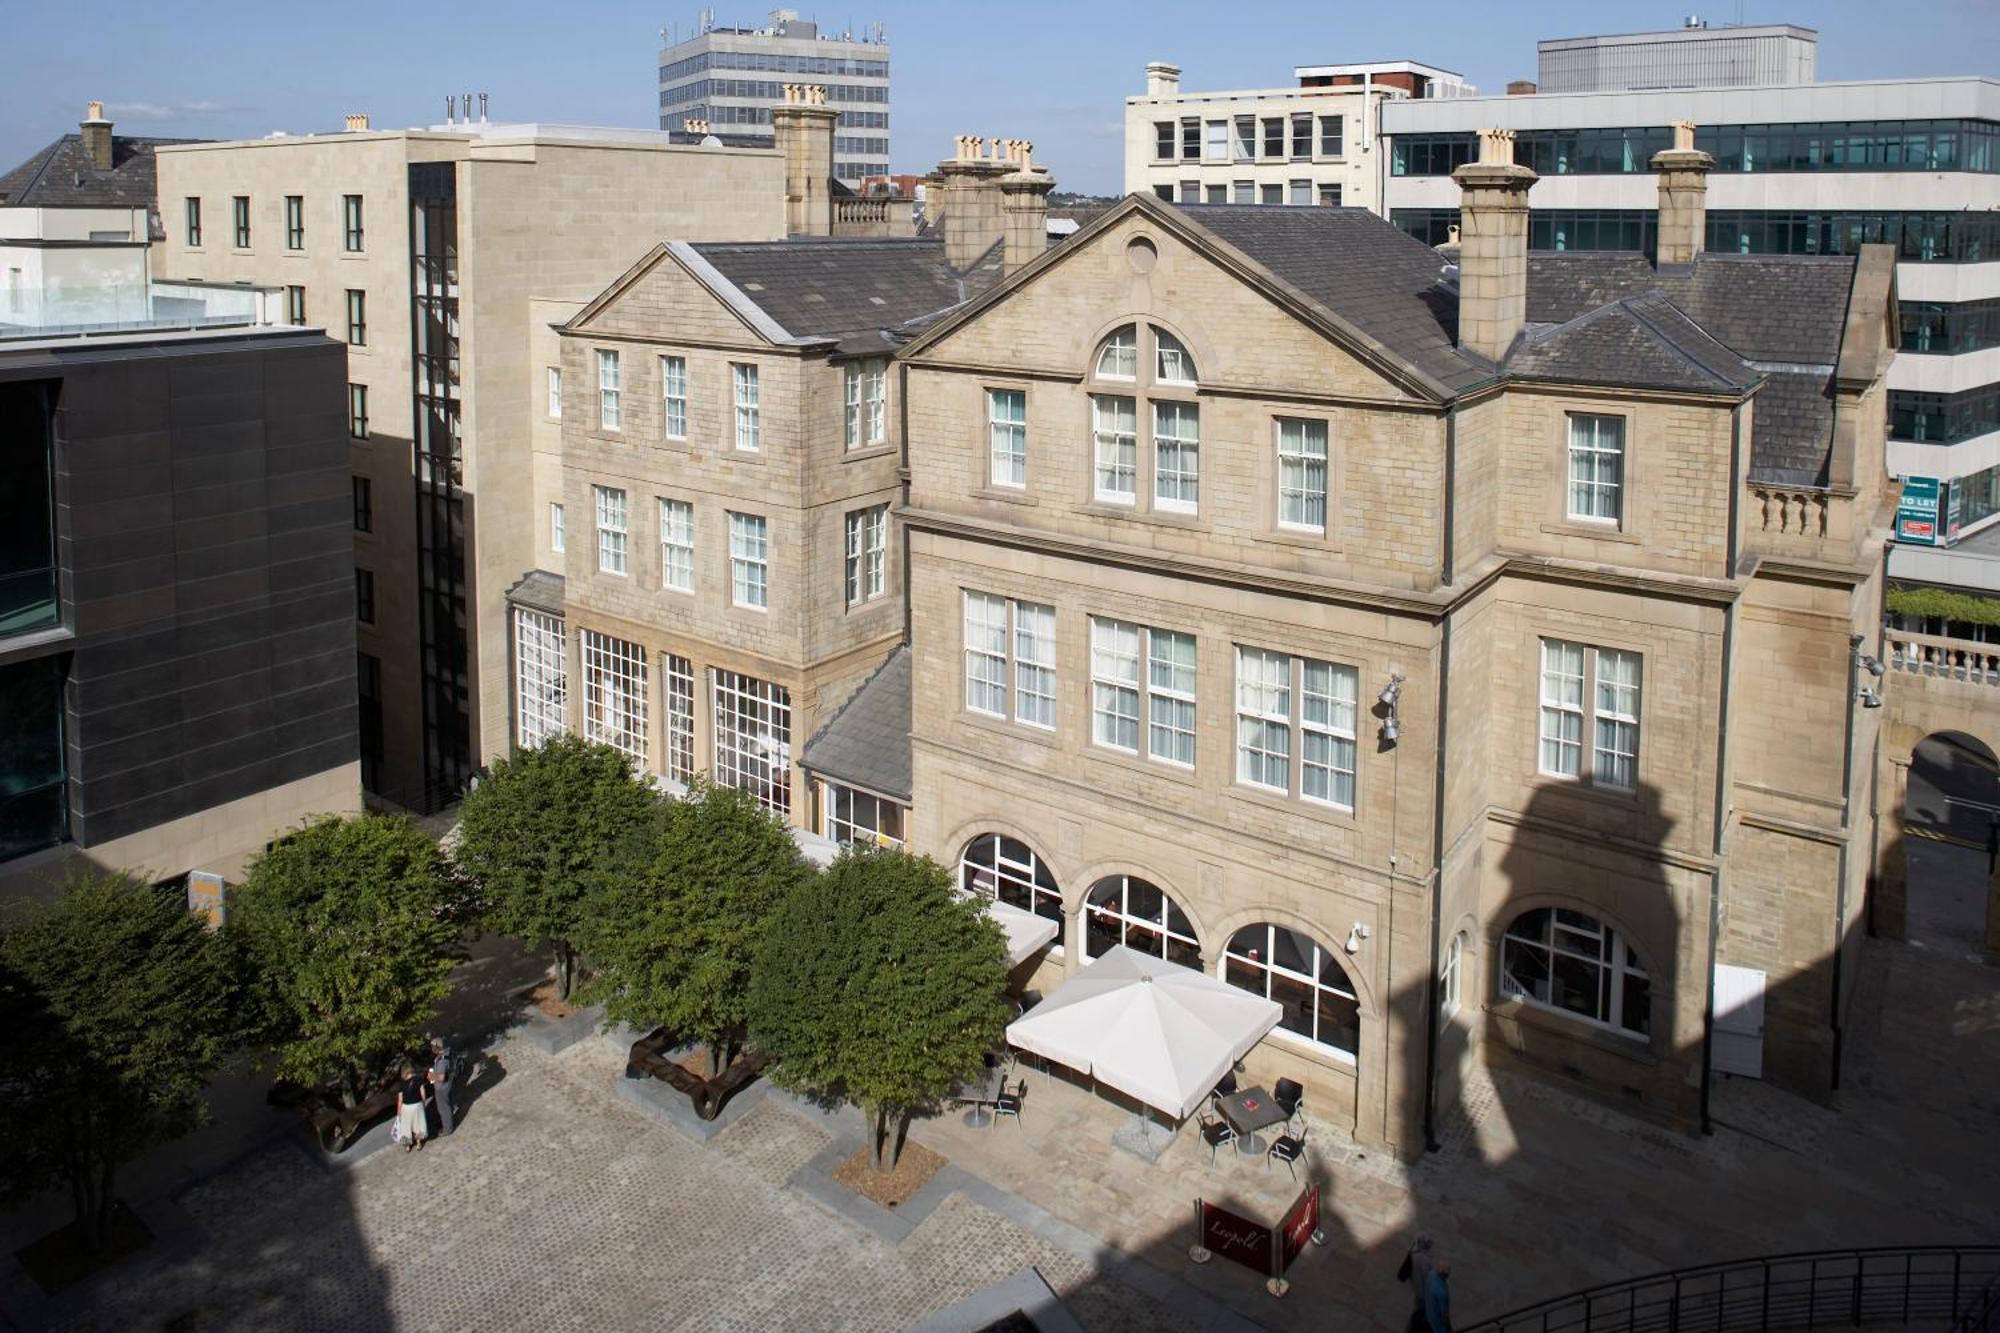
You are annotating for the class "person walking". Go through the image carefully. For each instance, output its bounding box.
[428,1036,458,1138]
[1425,1259,1453,1333]
[395,1060,430,1153]
[1402,1234,1436,1333]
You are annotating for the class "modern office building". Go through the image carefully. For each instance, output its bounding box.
[1379,60,2000,594]
[1124,60,1472,212]
[1537,22,1818,94]
[658,8,890,183]
[0,296,358,899]
[0,102,194,329]
[152,117,790,812]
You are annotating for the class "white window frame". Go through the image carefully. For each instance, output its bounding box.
[1222,923,1360,1063]
[1235,646,1358,810]
[959,833,1063,951]
[664,653,695,784]
[549,502,565,554]
[597,349,621,431]
[547,366,562,419]
[1204,119,1228,161]
[594,485,627,576]
[963,591,1055,730]
[1566,412,1625,525]
[662,355,687,439]
[1440,930,1465,1025]
[1277,417,1329,532]
[987,387,1026,488]
[1500,908,1650,1039]
[1089,617,1195,768]
[712,668,790,816]
[823,782,904,848]
[1083,875,1201,968]
[580,628,647,768]
[1092,395,1137,503]
[1152,399,1199,512]
[513,607,567,750]
[1539,638,1640,790]
[729,511,768,609]
[732,362,760,452]
[844,359,886,450]
[660,498,694,594]
[1153,328,1197,385]
[844,505,887,606]
[1095,326,1137,379]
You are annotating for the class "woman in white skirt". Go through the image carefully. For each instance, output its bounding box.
[395,1060,430,1152]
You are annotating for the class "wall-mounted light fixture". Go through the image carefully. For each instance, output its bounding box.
[1344,922,1371,955]
[1378,673,1405,745]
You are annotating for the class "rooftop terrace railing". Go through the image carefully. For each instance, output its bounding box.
[1459,1247,2000,1333]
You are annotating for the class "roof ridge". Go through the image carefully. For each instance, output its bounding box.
[8,135,70,202]
[802,643,908,754]
[1617,296,1743,388]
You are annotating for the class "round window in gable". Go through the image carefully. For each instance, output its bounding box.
[1126,236,1158,274]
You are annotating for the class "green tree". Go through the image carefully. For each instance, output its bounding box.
[580,781,806,1076]
[751,848,1009,1171]
[230,812,461,1108]
[452,734,660,1000]
[0,871,239,1250]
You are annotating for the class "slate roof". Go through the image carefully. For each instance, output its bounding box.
[1507,293,1760,395]
[504,569,565,617]
[799,646,911,801]
[1176,205,1490,395]
[1526,251,1858,485]
[689,237,1004,357]
[0,133,198,209]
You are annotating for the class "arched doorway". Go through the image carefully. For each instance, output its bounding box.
[1902,731,2000,949]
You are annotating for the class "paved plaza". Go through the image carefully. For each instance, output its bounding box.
[6,914,1996,1333]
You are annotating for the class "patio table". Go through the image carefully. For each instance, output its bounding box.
[959,1066,1009,1128]
[1215,1086,1288,1156]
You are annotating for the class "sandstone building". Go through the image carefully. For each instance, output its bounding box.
[521,114,1896,1153]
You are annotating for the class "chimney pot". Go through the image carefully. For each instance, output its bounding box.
[345,113,370,132]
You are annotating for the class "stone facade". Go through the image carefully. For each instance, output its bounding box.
[894,190,1897,1154]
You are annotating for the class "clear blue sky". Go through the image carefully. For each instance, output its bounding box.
[3,0,1996,195]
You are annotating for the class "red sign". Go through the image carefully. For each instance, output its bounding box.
[1278,1184,1319,1274]
[1200,1200,1275,1274]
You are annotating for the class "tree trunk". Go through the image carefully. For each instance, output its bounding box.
[708,1039,726,1080]
[90,1161,117,1252]
[868,1103,889,1172]
[553,941,575,1002]
[71,1156,111,1252]
[888,1108,911,1172]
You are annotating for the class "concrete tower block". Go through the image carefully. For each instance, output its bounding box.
[1450,129,1537,363]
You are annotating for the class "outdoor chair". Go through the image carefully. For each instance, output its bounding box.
[1198,1113,1237,1164]
[993,1079,1025,1128]
[1268,1121,1308,1180]
[1209,1070,1238,1110]
[1274,1077,1305,1127]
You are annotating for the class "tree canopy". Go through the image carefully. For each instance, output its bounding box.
[230,812,462,1107]
[0,871,239,1248]
[579,781,808,1074]
[452,734,661,999]
[751,847,1009,1169]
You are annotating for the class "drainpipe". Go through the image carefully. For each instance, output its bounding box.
[1700,597,1735,1136]
[1831,633,1863,1092]
[1440,405,1457,587]
[897,358,912,646]
[1421,609,1450,1153]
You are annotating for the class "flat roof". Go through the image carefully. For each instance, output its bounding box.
[1380,74,2000,132]
[1294,59,1465,79]
[1539,24,1817,49]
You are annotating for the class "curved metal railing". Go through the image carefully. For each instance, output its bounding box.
[1459,1247,2000,1333]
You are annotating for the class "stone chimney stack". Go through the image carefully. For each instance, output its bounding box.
[1146,62,1182,97]
[999,140,1055,275]
[344,113,371,132]
[1450,128,1537,362]
[80,101,113,171]
[771,83,837,237]
[935,135,1014,271]
[1650,120,1714,268]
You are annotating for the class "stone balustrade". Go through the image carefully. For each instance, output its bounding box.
[1749,484,1829,538]
[1885,628,2000,685]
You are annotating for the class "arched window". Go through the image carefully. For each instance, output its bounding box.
[1095,325,1137,379]
[1083,875,1201,969]
[1085,323,1201,514]
[1222,923,1358,1062]
[1499,908,1649,1038]
[960,833,1063,937]
[1439,931,1465,1026]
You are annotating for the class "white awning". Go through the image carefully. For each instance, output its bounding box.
[988,898,1059,969]
[1004,945,1282,1120]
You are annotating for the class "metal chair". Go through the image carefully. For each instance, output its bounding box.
[1273,1077,1305,1128]
[993,1079,1025,1128]
[1210,1070,1238,1111]
[1268,1120,1308,1180]
[1198,1113,1237,1164]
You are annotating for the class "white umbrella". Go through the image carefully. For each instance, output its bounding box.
[986,899,1059,969]
[1005,945,1282,1121]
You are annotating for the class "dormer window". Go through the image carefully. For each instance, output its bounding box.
[1095,325,1137,379]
